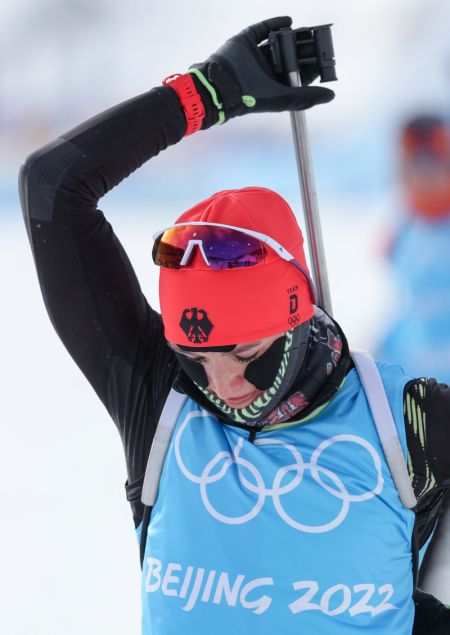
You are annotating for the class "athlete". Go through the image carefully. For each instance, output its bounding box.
[377,114,450,380]
[19,16,450,635]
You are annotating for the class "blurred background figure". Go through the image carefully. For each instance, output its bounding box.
[377,114,450,381]
[376,114,450,603]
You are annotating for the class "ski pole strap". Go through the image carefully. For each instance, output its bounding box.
[141,388,188,506]
[351,350,417,509]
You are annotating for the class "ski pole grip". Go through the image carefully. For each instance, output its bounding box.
[314,26,336,83]
[267,28,299,75]
[264,24,337,85]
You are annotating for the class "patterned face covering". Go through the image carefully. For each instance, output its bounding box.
[192,322,309,426]
[262,307,343,426]
[192,307,343,427]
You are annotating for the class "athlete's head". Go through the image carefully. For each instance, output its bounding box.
[153,187,315,410]
[156,187,315,346]
[400,115,450,219]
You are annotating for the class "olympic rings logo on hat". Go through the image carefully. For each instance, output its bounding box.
[174,410,384,534]
[288,314,301,326]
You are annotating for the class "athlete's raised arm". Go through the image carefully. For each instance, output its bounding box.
[18,17,333,521]
[20,15,332,399]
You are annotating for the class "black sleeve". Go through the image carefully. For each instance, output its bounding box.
[18,86,193,525]
[404,378,450,550]
[404,378,450,499]
[413,589,450,635]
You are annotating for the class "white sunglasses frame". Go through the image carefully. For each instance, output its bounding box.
[153,221,317,304]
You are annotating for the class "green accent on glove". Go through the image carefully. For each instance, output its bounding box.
[188,67,226,125]
[242,95,256,107]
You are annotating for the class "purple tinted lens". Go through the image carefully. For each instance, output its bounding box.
[203,227,265,269]
[153,225,266,269]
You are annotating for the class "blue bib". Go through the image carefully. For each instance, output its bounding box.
[139,364,415,634]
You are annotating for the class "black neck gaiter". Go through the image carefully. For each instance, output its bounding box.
[262,306,347,426]
[192,307,349,428]
[193,321,310,426]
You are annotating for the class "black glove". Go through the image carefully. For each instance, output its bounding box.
[190,16,335,125]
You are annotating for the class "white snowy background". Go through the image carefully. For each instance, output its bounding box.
[2,1,450,633]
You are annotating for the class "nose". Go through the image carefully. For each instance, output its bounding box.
[206,357,247,402]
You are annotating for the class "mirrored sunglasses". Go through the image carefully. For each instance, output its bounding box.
[152,221,317,303]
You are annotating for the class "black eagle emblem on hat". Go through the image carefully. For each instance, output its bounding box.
[180,308,214,344]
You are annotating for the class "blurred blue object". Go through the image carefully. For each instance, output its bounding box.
[377,113,450,383]
[377,215,450,382]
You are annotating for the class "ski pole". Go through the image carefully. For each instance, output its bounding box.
[263,25,337,315]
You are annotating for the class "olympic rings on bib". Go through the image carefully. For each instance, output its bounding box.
[174,410,384,534]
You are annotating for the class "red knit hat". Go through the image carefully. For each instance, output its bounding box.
[158,187,315,346]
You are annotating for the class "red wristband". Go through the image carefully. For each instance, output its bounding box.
[163,73,205,136]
